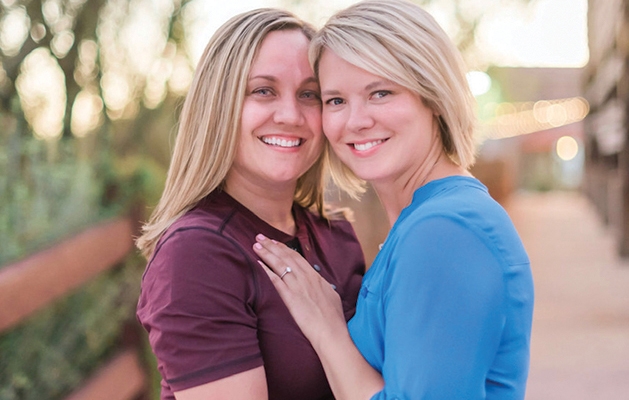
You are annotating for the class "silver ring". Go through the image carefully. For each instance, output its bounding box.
[279,267,292,280]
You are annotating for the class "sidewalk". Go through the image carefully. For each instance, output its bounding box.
[505,191,629,399]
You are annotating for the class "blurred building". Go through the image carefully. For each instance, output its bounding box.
[583,0,629,256]
[474,67,586,204]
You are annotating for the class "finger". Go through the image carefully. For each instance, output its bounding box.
[254,235,302,268]
[253,241,293,276]
[255,234,312,272]
[255,234,300,259]
[257,260,295,302]
[257,260,283,286]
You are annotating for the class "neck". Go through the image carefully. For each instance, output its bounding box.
[223,176,297,236]
[372,150,467,228]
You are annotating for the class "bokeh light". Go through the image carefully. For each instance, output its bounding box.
[481,97,590,141]
[467,70,492,96]
[51,30,75,58]
[71,90,104,137]
[15,47,66,140]
[556,136,580,161]
[0,6,30,57]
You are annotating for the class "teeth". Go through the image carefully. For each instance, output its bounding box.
[261,137,302,148]
[353,140,384,151]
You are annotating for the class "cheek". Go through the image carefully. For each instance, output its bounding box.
[322,111,343,142]
[240,101,263,131]
[304,107,323,137]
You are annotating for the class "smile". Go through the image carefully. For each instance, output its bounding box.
[353,139,386,151]
[260,136,303,148]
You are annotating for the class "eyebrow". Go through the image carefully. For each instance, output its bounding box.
[248,75,318,85]
[321,80,390,97]
[249,75,278,82]
[365,80,390,91]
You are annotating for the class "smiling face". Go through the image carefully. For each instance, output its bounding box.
[319,50,439,186]
[225,29,323,194]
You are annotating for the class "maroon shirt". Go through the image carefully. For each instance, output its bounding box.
[137,190,365,399]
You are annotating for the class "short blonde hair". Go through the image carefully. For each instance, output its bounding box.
[137,9,322,259]
[311,0,477,196]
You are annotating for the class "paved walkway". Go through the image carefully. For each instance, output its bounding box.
[505,191,629,399]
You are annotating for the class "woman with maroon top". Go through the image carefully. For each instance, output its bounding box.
[135,8,365,400]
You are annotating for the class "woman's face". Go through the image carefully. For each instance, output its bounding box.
[227,30,323,192]
[319,50,438,186]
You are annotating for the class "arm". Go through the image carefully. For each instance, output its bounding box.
[175,366,267,400]
[138,228,266,397]
[253,234,383,400]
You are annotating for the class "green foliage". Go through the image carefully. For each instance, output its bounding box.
[0,115,167,267]
[0,111,165,398]
[0,134,104,266]
[140,329,163,400]
[0,256,145,400]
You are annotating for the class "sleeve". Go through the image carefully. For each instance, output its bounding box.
[137,227,263,392]
[373,217,506,399]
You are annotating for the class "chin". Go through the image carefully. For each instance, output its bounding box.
[344,163,381,181]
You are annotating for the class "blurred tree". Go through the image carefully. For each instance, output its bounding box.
[0,0,192,152]
[0,0,194,264]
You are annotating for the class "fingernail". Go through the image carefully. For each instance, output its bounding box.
[253,242,262,250]
[256,234,267,241]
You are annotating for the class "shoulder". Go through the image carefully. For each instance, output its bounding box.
[139,218,260,325]
[154,205,245,261]
[143,204,259,297]
[398,179,528,266]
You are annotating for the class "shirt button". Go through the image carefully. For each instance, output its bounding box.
[330,284,337,290]
[360,286,368,297]
[313,264,321,272]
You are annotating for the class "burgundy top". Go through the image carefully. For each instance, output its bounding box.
[137,190,365,400]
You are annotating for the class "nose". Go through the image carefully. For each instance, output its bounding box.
[346,102,374,133]
[273,96,305,126]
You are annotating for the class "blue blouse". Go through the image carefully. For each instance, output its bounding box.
[348,176,534,399]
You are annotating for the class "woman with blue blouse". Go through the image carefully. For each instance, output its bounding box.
[253,0,535,399]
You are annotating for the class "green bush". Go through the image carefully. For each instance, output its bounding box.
[0,131,109,266]
[0,255,144,400]
[0,110,165,398]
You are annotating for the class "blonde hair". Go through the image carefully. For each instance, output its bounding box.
[137,9,322,259]
[310,0,477,196]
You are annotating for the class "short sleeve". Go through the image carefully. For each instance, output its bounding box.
[137,227,263,392]
[373,216,507,399]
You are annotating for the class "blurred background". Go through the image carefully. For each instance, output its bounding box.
[0,0,627,399]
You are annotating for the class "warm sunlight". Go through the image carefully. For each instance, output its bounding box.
[475,0,589,67]
[188,0,589,68]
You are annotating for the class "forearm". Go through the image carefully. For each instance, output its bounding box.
[313,328,384,400]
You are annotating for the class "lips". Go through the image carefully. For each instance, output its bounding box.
[259,135,303,148]
[351,139,387,152]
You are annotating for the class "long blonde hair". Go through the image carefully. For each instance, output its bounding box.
[310,0,477,197]
[137,9,323,259]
